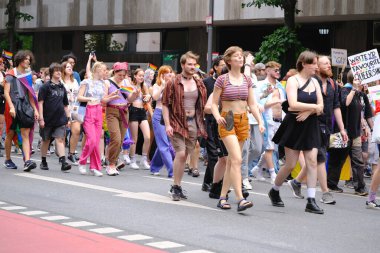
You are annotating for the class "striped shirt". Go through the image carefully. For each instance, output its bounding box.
[214,73,252,101]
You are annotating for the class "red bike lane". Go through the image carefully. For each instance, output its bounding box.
[0,210,166,253]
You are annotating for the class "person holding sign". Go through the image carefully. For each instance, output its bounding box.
[327,70,373,196]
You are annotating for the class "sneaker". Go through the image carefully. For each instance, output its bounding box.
[40,162,49,170]
[78,164,87,175]
[4,159,17,170]
[106,167,118,176]
[142,160,150,170]
[251,166,265,181]
[23,160,37,172]
[74,153,80,160]
[364,171,372,178]
[344,180,354,189]
[287,180,304,199]
[116,162,125,171]
[169,185,187,201]
[61,161,72,172]
[68,154,79,166]
[366,200,380,210]
[320,192,336,205]
[328,186,344,193]
[243,178,252,190]
[130,162,139,170]
[169,185,181,201]
[268,188,284,207]
[90,169,103,177]
[123,155,131,165]
[151,171,160,176]
[355,188,368,196]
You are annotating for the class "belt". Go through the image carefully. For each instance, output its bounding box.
[273,118,282,123]
[186,116,195,121]
[107,104,129,128]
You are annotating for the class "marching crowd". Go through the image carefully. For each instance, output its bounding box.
[0,47,379,214]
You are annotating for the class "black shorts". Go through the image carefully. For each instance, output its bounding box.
[129,106,147,123]
[211,117,228,158]
[0,100,4,114]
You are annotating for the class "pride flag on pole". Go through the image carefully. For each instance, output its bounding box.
[2,50,13,59]
[147,63,157,71]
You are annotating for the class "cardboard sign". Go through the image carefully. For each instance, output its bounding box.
[348,49,380,84]
[331,48,347,67]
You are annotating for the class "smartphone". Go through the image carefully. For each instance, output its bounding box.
[90,50,96,56]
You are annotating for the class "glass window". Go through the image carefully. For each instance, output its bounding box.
[136,32,160,52]
[85,32,128,52]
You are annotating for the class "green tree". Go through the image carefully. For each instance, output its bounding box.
[242,0,302,66]
[1,0,33,52]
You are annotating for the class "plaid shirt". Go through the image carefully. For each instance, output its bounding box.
[162,74,207,139]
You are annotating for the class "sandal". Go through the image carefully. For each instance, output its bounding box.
[192,169,200,177]
[217,197,231,210]
[187,168,193,175]
[237,198,253,212]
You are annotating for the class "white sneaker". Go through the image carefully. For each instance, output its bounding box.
[90,169,103,177]
[130,162,139,170]
[151,172,160,176]
[106,167,118,176]
[123,155,131,165]
[87,158,90,164]
[142,160,150,170]
[78,164,87,175]
[251,166,265,181]
[243,178,253,190]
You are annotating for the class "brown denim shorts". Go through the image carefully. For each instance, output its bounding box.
[170,118,197,153]
[218,111,249,142]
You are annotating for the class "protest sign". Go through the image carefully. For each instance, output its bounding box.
[331,48,347,67]
[348,49,380,84]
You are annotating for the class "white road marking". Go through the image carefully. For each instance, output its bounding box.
[89,227,123,234]
[11,155,41,162]
[1,206,26,211]
[180,250,215,253]
[19,210,49,216]
[0,201,8,205]
[40,215,70,221]
[146,241,185,249]
[118,234,153,241]
[62,221,96,227]
[16,173,217,210]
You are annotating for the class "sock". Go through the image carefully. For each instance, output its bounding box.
[42,157,47,163]
[269,168,276,176]
[368,191,377,202]
[59,156,66,163]
[272,185,280,191]
[142,154,147,161]
[130,155,136,163]
[293,179,301,187]
[307,188,316,198]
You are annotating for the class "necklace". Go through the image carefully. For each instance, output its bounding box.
[182,74,192,80]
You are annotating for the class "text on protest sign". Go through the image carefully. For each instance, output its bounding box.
[331,48,347,67]
[367,85,380,114]
[348,49,380,84]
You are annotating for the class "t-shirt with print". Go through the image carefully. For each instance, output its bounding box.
[38,80,69,127]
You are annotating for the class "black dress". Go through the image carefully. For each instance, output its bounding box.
[272,79,321,151]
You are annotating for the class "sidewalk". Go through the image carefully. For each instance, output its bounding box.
[0,210,166,253]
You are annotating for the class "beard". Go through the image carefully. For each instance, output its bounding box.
[319,68,333,78]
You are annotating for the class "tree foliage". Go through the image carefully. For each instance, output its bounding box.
[254,26,304,63]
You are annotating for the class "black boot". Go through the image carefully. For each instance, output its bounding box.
[305,198,324,214]
[242,184,249,199]
[209,181,222,199]
[268,188,284,207]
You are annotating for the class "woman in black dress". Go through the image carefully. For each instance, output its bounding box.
[268,51,325,214]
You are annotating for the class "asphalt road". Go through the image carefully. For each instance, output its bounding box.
[0,148,379,253]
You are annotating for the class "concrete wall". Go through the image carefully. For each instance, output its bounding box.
[0,0,379,31]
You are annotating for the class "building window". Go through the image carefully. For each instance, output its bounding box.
[85,32,127,52]
[62,32,73,50]
[136,32,160,52]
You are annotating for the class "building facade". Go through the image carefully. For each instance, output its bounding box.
[0,0,379,72]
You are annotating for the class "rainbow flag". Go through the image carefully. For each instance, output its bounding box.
[2,50,13,59]
[119,86,134,94]
[148,63,157,71]
[195,64,201,69]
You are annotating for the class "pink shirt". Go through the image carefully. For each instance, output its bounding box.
[214,73,252,101]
